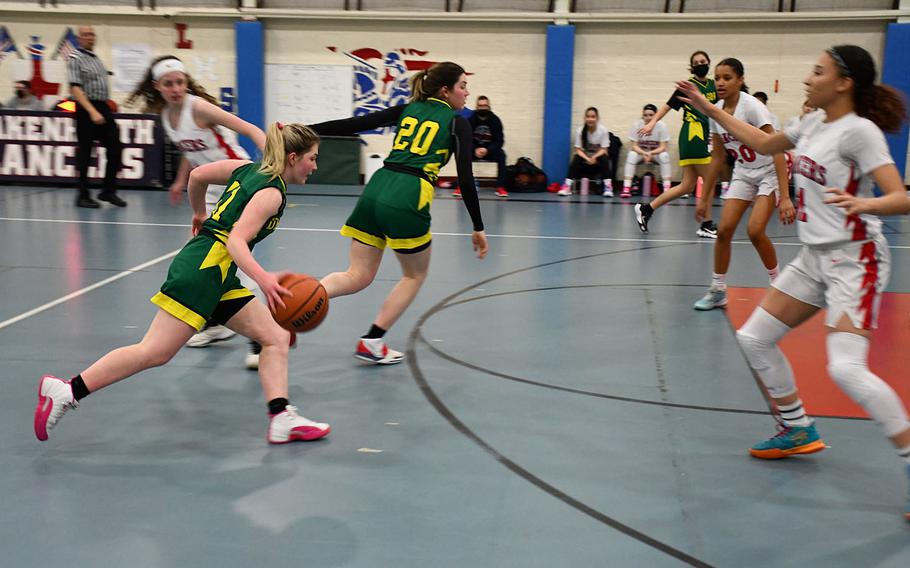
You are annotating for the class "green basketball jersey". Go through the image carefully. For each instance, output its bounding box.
[683,77,717,127]
[383,98,456,182]
[202,162,287,248]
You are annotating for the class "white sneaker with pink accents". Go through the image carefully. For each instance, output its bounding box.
[34,375,78,441]
[267,406,330,444]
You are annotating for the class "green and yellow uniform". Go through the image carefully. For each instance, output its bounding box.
[668,77,717,166]
[151,162,287,330]
[341,97,457,251]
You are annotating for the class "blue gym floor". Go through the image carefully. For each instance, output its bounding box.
[1,184,909,567]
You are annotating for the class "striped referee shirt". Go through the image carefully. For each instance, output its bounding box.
[66,48,109,101]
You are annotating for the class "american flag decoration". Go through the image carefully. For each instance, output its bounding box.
[51,27,79,60]
[0,26,22,63]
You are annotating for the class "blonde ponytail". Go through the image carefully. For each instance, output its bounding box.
[258,122,320,179]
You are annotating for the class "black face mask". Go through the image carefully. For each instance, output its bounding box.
[475,109,491,118]
[692,64,710,78]
[15,90,25,98]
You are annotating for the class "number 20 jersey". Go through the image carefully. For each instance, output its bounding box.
[709,92,775,170]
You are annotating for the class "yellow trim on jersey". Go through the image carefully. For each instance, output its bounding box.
[221,288,254,302]
[340,225,387,249]
[687,121,705,142]
[387,232,432,251]
[151,292,207,331]
[418,178,434,211]
[679,157,712,166]
[199,240,233,283]
[427,97,451,108]
[208,227,230,244]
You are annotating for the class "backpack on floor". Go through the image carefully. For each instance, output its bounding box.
[504,157,548,193]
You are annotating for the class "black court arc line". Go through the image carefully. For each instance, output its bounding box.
[406,243,720,567]
[417,284,869,423]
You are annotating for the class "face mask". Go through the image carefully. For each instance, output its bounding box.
[15,90,25,98]
[692,64,710,78]
[475,109,490,117]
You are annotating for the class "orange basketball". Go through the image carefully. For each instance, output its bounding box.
[271,274,329,333]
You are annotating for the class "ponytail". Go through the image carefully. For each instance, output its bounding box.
[259,122,320,180]
[856,84,907,133]
[827,45,908,133]
[409,61,465,102]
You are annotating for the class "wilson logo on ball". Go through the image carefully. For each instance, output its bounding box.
[291,297,325,328]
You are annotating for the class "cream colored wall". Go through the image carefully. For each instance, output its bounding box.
[265,19,547,177]
[574,20,887,181]
[2,14,904,181]
[1,14,235,111]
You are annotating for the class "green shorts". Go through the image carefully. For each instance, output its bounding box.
[340,168,434,251]
[150,234,254,331]
[678,120,711,166]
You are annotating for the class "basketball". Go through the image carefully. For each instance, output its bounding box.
[270,274,329,333]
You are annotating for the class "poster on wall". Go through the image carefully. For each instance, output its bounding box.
[112,43,152,93]
[326,46,439,135]
[0,110,164,188]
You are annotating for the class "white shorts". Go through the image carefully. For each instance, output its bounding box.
[722,164,778,202]
[772,236,890,330]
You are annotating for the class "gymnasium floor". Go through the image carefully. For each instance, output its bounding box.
[2,183,909,567]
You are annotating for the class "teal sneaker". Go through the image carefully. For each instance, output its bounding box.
[693,286,728,311]
[749,422,826,459]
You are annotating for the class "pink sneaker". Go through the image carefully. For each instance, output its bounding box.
[355,337,404,365]
[620,189,631,198]
[268,405,330,443]
[34,375,78,441]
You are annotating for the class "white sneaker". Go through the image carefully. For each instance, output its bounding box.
[557,184,572,196]
[186,324,235,348]
[267,405,330,443]
[245,341,261,370]
[355,337,404,365]
[602,188,614,197]
[34,375,78,441]
[693,286,728,311]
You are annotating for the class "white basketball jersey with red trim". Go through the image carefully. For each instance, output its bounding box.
[710,92,775,170]
[785,111,893,246]
[162,94,249,167]
[628,118,669,152]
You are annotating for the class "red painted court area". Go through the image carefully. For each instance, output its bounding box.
[726,287,910,418]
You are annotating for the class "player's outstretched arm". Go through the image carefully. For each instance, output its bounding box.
[675,81,793,156]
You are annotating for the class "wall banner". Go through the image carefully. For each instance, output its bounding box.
[0,110,163,188]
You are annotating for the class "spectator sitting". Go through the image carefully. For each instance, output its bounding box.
[453,95,508,198]
[622,103,671,198]
[558,106,613,197]
[5,80,45,111]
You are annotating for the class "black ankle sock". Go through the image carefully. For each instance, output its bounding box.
[268,397,289,416]
[70,375,90,401]
[362,324,386,339]
[641,203,653,216]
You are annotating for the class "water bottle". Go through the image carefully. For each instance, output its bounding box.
[580,177,589,195]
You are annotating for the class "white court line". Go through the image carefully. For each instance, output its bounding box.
[3,216,910,250]
[0,215,815,248]
[0,249,179,331]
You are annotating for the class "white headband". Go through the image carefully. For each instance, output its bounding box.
[152,58,187,80]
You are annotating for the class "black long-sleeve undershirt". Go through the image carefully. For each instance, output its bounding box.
[451,115,482,231]
[309,105,484,232]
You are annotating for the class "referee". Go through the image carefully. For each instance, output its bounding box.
[67,26,125,208]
